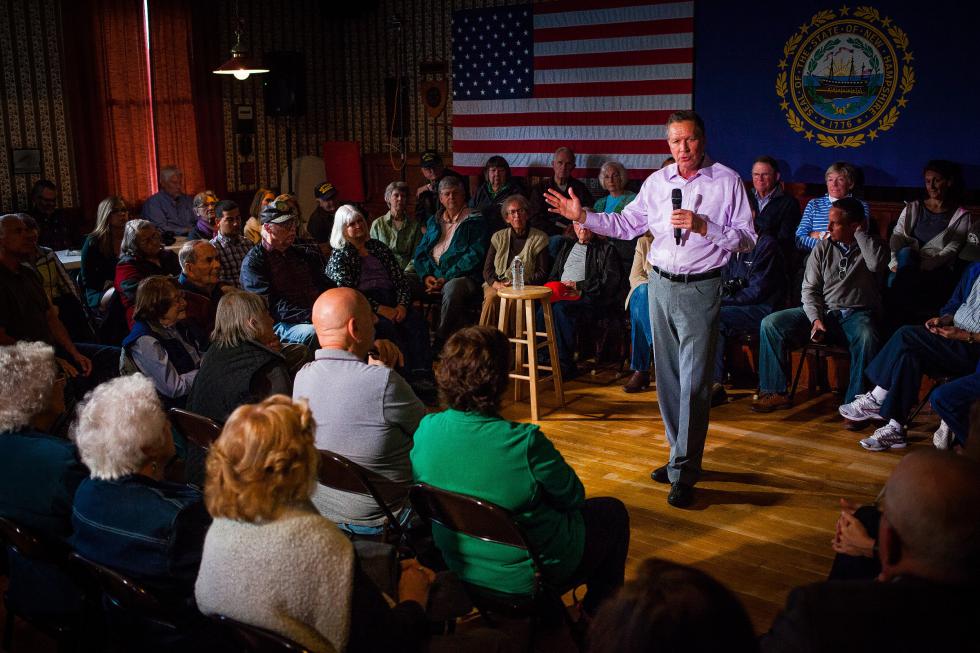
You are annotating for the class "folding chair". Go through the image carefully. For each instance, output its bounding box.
[168,408,222,450]
[788,342,850,401]
[210,614,310,652]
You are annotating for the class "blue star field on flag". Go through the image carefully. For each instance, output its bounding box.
[452,5,534,100]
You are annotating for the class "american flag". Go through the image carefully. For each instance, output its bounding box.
[451,0,694,180]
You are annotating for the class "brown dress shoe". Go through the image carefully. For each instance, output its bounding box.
[622,371,651,393]
[751,392,792,413]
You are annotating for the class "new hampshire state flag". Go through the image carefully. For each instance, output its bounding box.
[694,1,980,188]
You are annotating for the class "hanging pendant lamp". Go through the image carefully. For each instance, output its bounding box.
[213,17,268,81]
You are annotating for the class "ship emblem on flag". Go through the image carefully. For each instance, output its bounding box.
[775,6,915,148]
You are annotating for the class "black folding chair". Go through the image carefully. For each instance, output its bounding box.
[409,483,579,647]
[317,450,412,552]
[788,342,851,401]
[210,614,310,652]
[168,408,222,450]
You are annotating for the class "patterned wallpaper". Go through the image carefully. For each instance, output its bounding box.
[217,0,519,193]
[0,0,76,211]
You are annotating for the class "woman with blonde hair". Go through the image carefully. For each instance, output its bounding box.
[195,395,434,653]
[79,195,131,310]
[244,187,277,244]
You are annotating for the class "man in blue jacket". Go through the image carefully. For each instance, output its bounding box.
[712,232,785,405]
[839,261,980,450]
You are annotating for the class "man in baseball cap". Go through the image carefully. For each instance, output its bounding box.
[415,149,469,223]
[308,181,339,246]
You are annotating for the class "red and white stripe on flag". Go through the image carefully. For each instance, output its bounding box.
[451,0,694,179]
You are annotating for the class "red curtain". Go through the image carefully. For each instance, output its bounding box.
[147,0,206,196]
[63,0,157,217]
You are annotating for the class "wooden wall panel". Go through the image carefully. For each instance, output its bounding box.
[0,0,76,212]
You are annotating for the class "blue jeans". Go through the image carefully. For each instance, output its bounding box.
[713,304,772,383]
[931,370,980,446]
[864,325,979,422]
[628,284,652,372]
[758,307,879,402]
[274,321,318,349]
[337,507,414,536]
[537,297,594,375]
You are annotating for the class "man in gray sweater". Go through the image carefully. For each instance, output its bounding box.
[753,198,887,411]
[293,287,425,535]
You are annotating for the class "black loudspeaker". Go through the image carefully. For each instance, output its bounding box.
[263,52,306,117]
[384,77,410,138]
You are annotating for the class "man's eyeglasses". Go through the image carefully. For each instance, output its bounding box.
[838,258,849,281]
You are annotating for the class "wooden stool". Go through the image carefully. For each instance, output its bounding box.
[496,286,564,421]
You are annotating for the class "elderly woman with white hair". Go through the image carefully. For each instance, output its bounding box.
[114,218,181,327]
[0,341,88,616]
[593,160,639,278]
[795,161,871,254]
[326,205,434,391]
[69,373,211,605]
[369,181,422,271]
[188,190,219,240]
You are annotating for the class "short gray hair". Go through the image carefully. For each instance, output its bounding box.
[178,239,215,270]
[211,290,268,348]
[666,110,706,138]
[71,374,168,480]
[553,146,574,161]
[500,194,530,220]
[825,161,857,186]
[0,213,30,239]
[0,341,57,432]
[330,204,366,250]
[193,190,218,209]
[120,219,155,257]
[600,161,628,182]
[384,181,409,205]
[159,166,180,182]
[437,176,464,195]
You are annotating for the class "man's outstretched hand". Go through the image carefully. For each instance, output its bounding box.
[544,187,585,224]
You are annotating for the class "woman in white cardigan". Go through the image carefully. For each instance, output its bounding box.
[887,160,972,326]
[194,395,434,653]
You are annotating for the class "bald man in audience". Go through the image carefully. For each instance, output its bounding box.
[293,288,422,537]
[762,449,980,652]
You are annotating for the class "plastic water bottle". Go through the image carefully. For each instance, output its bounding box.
[511,256,525,291]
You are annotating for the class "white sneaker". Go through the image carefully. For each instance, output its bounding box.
[839,392,883,422]
[933,420,954,450]
[859,423,907,451]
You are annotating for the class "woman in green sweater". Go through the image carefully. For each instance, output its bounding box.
[411,325,630,617]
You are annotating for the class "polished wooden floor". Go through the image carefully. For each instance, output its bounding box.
[499,369,920,634]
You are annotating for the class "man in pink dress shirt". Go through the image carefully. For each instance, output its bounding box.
[545,110,756,508]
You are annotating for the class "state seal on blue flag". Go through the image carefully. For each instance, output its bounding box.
[775,6,914,148]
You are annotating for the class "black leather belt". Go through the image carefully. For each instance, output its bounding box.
[652,266,722,283]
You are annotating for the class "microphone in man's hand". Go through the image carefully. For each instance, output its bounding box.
[671,188,683,245]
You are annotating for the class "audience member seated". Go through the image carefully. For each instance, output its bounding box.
[327,205,433,388]
[0,341,87,616]
[753,198,886,412]
[178,240,232,343]
[244,187,276,245]
[623,234,653,393]
[1,213,119,397]
[22,214,95,343]
[70,374,211,608]
[307,181,339,253]
[121,276,204,409]
[414,148,469,224]
[412,326,630,617]
[529,146,595,237]
[370,181,422,271]
[795,161,870,255]
[885,159,971,327]
[480,194,550,326]
[713,229,785,405]
[749,155,801,262]
[29,178,75,250]
[79,196,130,311]
[470,155,527,234]
[187,190,218,241]
[293,288,424,535]
[930,370,980,450]
[412,176,489,347]
[186,291,294,423]
[142,165,196,236]
[115,218,181,328]
[593,161,638,278]
[195,395,434,653]
[208,199,250,288]
[838,260,980,451]
[588,558,758,653]
[541,222,622,379]
[240,201,334,349]
[760,450,980,653]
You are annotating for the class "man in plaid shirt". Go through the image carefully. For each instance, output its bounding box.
[209,200,251,288]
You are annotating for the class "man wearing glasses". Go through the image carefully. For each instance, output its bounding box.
[753,197,887,412]
[209,200,250,287]
[240,201,334,349]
